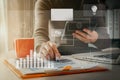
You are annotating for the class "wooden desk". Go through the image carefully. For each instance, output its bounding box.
[0,51,120,80]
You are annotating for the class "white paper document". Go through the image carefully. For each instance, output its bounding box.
[8,56,98,75]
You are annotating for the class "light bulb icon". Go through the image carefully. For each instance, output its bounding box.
[91,5,98,15]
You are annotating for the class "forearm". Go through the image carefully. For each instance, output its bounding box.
[34,33,49,53]
[34,0,51,53]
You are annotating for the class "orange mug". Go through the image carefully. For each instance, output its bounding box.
[14,38,34,58]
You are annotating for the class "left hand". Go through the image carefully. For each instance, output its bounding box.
[72,28,98,43]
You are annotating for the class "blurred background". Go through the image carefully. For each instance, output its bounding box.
[0,0,36,53]
[0,0,120,54]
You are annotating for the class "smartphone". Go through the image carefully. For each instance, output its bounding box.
[65,21,97,31]
[62,20,97,40]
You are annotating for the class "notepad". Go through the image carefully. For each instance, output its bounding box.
[14,38,34,58]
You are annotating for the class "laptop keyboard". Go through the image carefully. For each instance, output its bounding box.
[94,53,120,59]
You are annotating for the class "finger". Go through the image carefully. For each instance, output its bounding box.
[72,33,90,43]
[40,51,46,59]
[44,44,54,59]
[48,42,56,59]
[47,42,55,59]
[83,29,98,42]
[52,44,61,58]
[45,53,51,60]
[75,30,88,39]
[41,48,49,59]
[49,42,61,58]
[76,30,92,39]
[39,51,44,58]
[42,50,51,60]
[83,29,92,35]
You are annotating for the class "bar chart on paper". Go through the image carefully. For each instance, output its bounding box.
[8,50,75,74]
[5,50,100,75]
[15,50,76,70]
[15,50,55,69]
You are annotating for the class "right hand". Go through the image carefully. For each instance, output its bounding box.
[39,41,61,60]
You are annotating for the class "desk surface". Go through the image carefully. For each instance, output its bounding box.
[0,51,120,80]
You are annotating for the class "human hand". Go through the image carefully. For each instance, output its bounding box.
[72,28,98,43]
[39,41,61,60]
